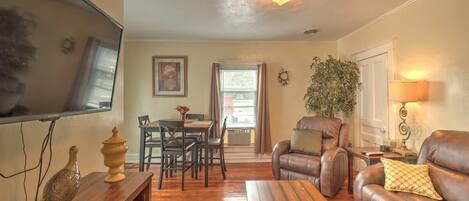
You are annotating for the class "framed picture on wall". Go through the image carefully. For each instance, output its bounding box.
[152,56,188,97]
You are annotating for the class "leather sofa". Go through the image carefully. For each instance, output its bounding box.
[272,116,349,197]
[354,130,469,201]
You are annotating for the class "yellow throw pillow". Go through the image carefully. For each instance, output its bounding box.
[381,158,443,200]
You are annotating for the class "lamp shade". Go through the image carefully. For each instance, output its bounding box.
[389,80,428,103]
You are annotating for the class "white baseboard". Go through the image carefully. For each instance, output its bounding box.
[126,153,140,163]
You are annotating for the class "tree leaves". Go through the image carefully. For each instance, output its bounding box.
[304,55,361,118]
[0,8,35,75]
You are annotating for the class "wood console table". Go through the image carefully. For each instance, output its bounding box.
[346,147,417,193]
[73,172,153,201]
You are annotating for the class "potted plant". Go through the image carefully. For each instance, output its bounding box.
[304,55,361,118]
[0,8,35,114]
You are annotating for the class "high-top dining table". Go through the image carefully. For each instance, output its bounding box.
[138,120,214,187]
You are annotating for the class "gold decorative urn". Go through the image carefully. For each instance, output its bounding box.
[101,127,128,183]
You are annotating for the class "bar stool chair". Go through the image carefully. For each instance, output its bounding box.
[158,120,198,191]
[199,117,228,179]
[186,113,205,163]
[137,115,161,171]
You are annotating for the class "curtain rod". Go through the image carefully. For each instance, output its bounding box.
[215,60,264,66]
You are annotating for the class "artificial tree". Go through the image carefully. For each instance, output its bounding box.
[304,55,361,118]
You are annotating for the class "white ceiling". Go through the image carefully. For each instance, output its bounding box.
[124,0,408,41]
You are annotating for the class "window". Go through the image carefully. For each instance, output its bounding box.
[220,69,258,128]
[85,43,118,109]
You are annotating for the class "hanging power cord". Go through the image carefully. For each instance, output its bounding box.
[20,122,28,201]
[0,119,57,201]
[34,120,56,201]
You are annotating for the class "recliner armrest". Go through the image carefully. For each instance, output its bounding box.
[320,147,348,197]
[354,164,385,201]
[272,140,290,179]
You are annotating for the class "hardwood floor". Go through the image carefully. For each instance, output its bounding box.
[126,163,354,201]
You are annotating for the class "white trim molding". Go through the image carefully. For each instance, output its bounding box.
[339,0,418,41]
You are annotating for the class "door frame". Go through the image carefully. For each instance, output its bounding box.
[352,42,396,148]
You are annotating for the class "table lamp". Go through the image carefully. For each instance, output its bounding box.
[389,80,428,154]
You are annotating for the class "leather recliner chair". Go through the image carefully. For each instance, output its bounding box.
[354,130,469,201]
[272,116,349,197]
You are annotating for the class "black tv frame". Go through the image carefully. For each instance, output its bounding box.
[0,0,124,124]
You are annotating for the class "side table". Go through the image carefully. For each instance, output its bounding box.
[73,172,153,201]
[345,147,417,193]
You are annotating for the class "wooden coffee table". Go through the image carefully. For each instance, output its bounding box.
[246,180,327,201]
[73,172,153,201]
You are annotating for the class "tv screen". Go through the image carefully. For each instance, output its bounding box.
[0,0,123,124]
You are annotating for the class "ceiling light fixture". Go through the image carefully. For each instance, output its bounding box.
[273,0,290,6]
[304,29,319,35]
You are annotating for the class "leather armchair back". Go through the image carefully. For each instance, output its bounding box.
[296,116,348,151]
[417,130,469,201]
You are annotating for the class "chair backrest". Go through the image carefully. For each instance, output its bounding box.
[138,115,151,137]
[220,117,228,141]
[186,113,205,121]
[295,116,348,151]
[159,120,186,151]
[417,130,469,200]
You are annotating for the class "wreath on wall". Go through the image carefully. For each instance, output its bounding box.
[304,55,361,118]
[277,68,289,86]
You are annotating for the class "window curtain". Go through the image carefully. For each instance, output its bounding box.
[255,63,272,154]
[65,37,101,110]
[209,63,221,137]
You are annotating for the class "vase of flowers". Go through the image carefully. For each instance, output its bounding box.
[175,105,190,121]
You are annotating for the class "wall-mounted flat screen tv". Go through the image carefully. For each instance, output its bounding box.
[0,0,123,124]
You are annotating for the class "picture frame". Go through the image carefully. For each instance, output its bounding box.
[152,56,188,97]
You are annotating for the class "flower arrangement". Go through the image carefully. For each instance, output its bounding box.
[176,105,190,114]
[175,105,190,120]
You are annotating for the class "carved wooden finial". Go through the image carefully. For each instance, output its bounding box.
[112,127,118,136]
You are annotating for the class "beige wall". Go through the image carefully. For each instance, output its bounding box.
[338,0,469,150]
[0,0,123,200]
[124,41,337,154]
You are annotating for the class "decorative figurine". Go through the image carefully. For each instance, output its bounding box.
[101,127,128,183]
[42,146,80,201]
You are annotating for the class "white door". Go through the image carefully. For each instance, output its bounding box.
[356,53,390,147]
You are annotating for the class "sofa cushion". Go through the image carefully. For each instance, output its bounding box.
[290,129,322,156]
[382,158,442,200]
[361,184,438,201]
[279,153,321,177]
